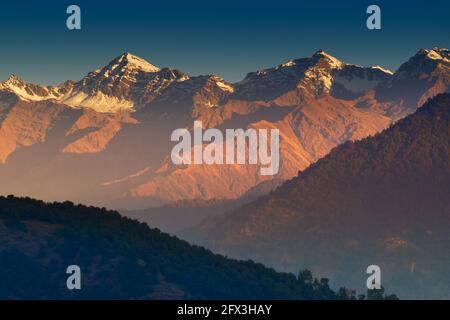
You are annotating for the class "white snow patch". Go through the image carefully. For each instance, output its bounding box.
[371,66,394,75]
[0,76,61,102]
[281,60,296,67]
[426,50,443,60]
[62,91,134,113]
[120,53,160,73]
[215,81,234,92]
[315,51,345,69]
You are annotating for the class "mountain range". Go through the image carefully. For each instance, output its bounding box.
[0,48,449,208]
[190,93,450,299]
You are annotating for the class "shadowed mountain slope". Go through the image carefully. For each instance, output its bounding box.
[198,94,450,299]
[0,195,376,300]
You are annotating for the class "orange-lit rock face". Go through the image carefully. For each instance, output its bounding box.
[0,101,65,163]
[130,95,392,202]
[63,111,138,154]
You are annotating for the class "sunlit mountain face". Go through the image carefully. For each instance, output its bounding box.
[0,49,449,209]
[0,0,449,301]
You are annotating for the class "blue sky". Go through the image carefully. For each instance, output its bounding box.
[0,0,449,84]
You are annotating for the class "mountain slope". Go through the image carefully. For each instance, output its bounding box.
[0,195,360,300]
[197,93,450,299]
[130,95,391,201]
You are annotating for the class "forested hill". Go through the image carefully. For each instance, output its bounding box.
[200,93,450,299]
[0,195,376,300]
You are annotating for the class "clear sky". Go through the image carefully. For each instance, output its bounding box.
[0,0,449,85]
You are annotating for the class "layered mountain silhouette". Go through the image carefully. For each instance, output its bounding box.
[121,196,262,235]
[0,49,449,208]
[193,93,450,299]
[0,195,380,300]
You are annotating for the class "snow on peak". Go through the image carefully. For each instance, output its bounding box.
[426,50,443,60]
[107,52,161,73]
[371,65,394,75]
[2,74,25,86]
[57,53,169,112]
[281,60,296,68]
[214,79,234,92]
[432,47,450,56]
[417,48,450,62]
[0,74,61,101]
[312,50,345,69]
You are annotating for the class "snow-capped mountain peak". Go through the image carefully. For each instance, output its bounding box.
[233,50,381,101]
[92,53,161,79]
[394,47,450,79]
[416,48,450,62]
[375,48,450,109]
[311,49,345,69]
[109,52,160,73]
[57,53,184,112]
[2,74,22,85]
[0,74,62,101]
[275,50,345,71]
[0,53,186,113]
